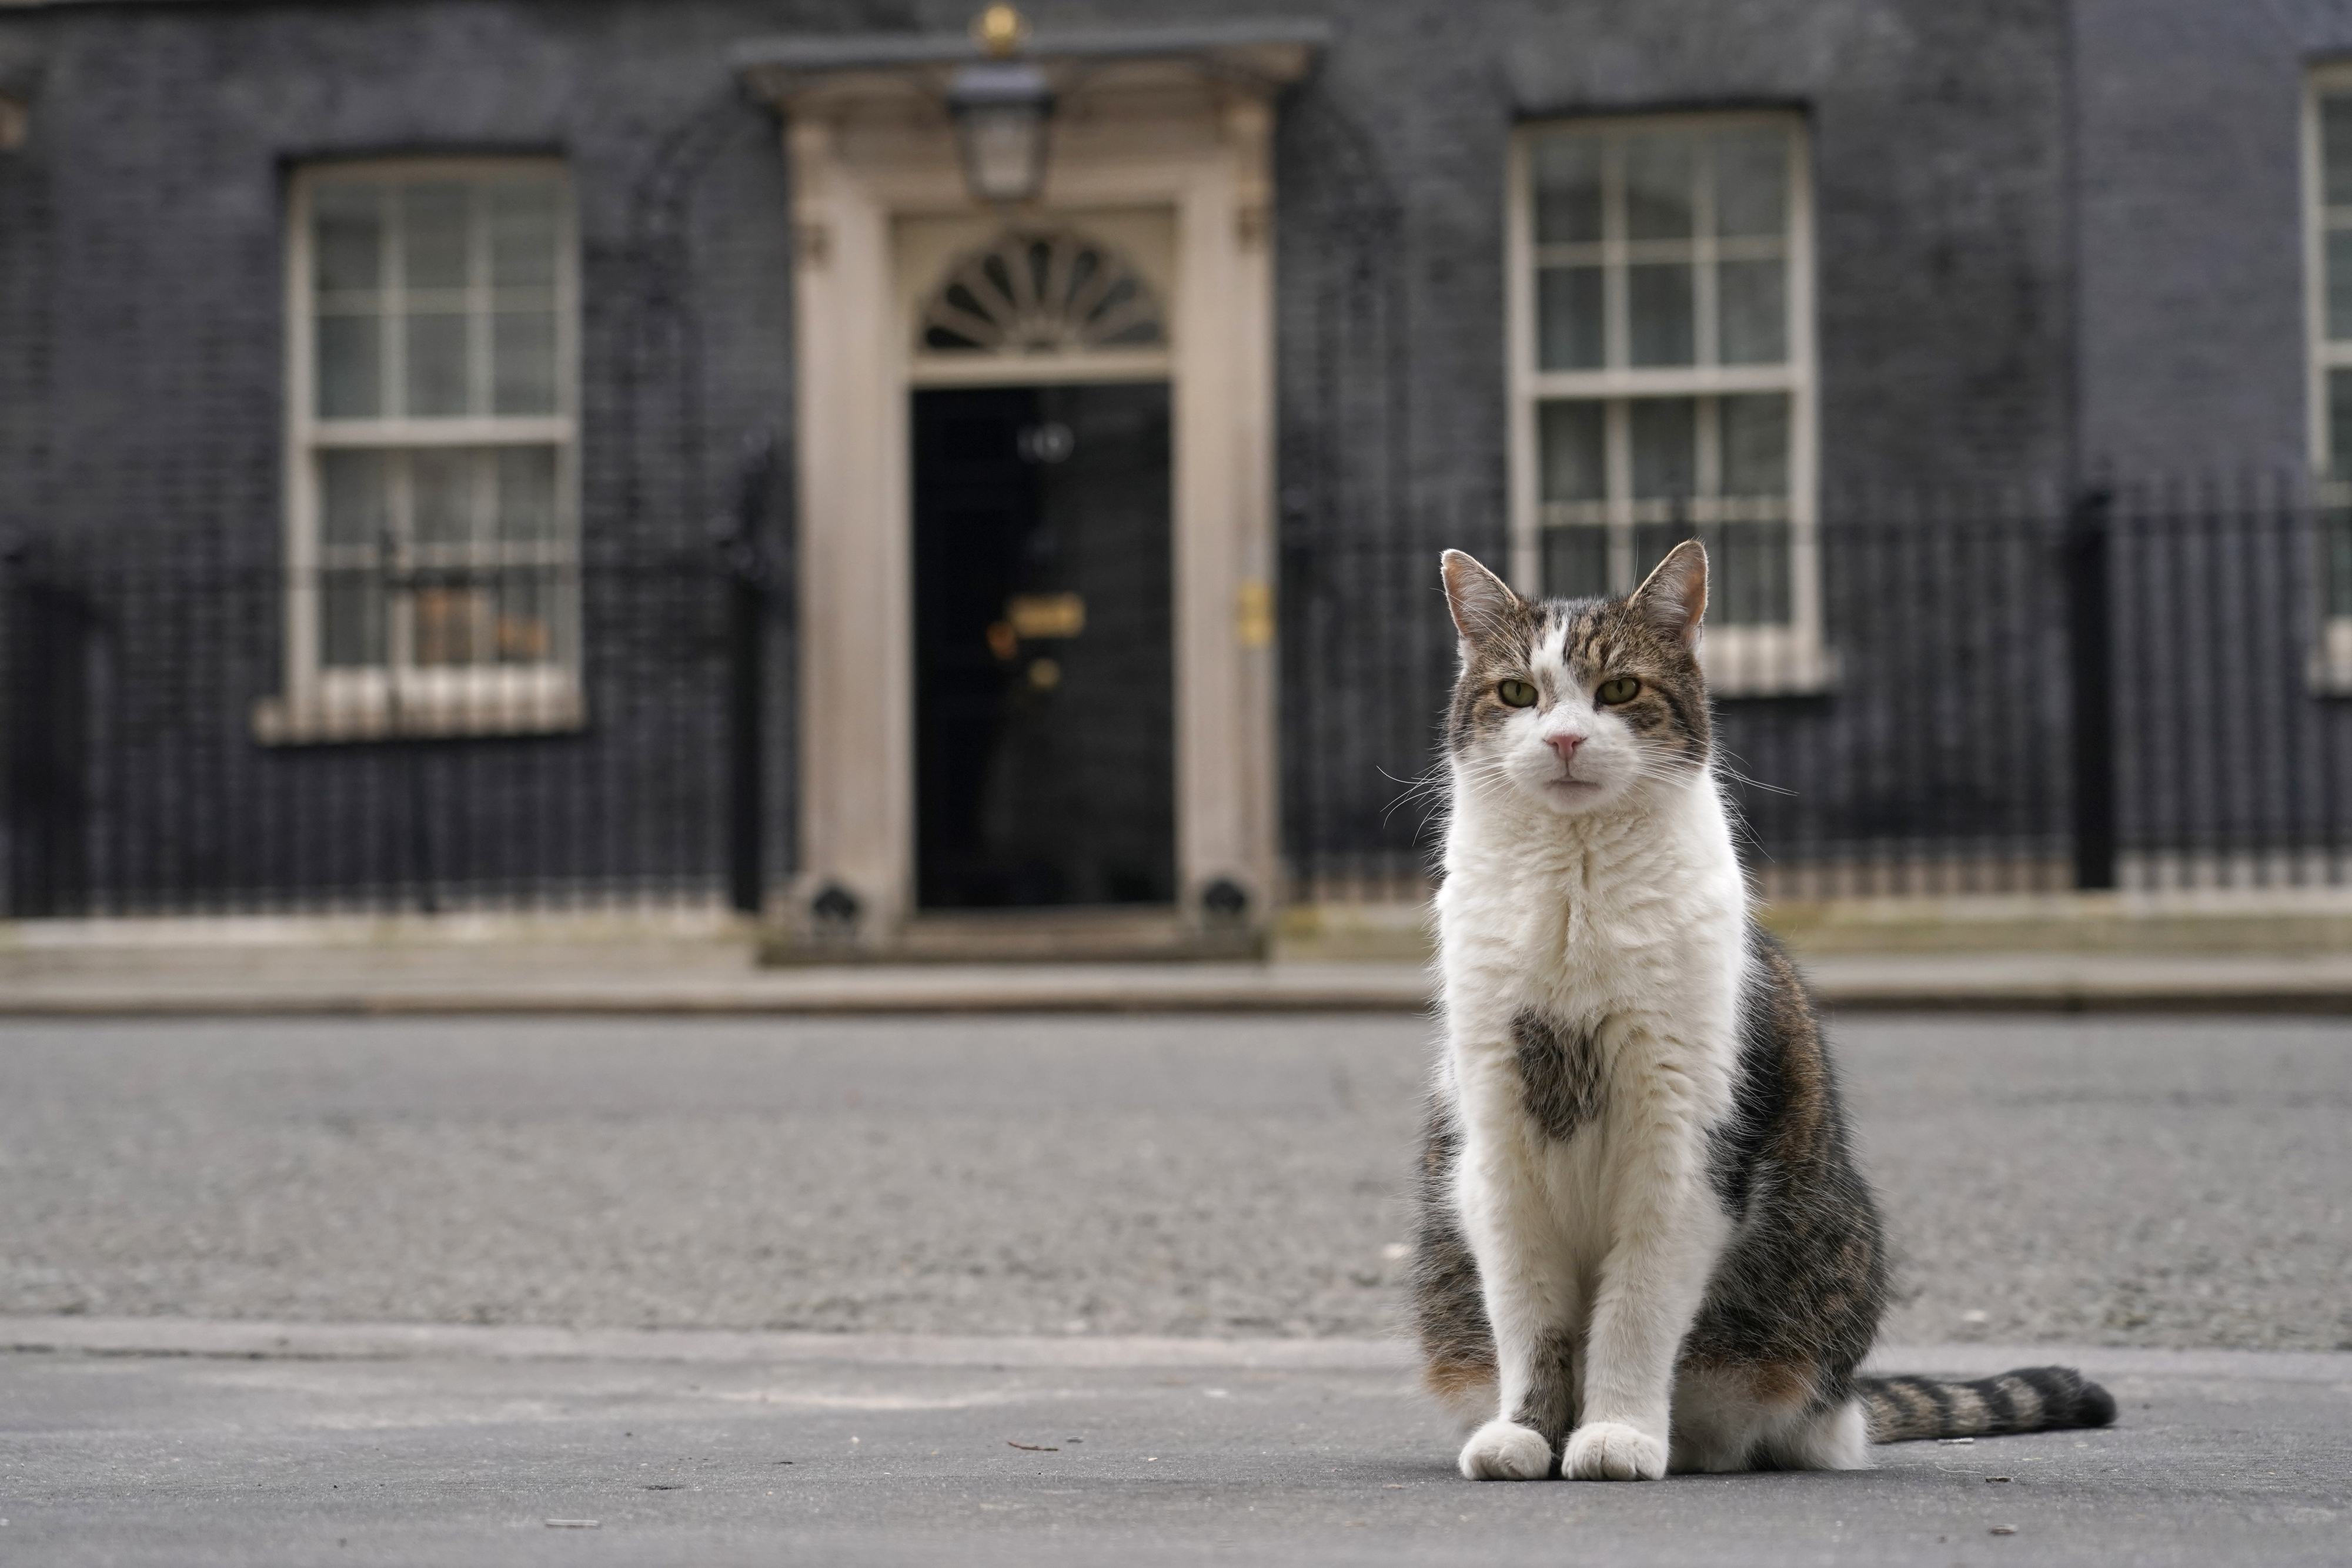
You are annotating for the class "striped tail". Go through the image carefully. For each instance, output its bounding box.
[1859,1366,2117,1443]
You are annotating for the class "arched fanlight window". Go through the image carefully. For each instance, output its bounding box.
[918,228,1165,354]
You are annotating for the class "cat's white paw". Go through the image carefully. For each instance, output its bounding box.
[1564,1420,1668,1481]
[1457,1419,1553,1481]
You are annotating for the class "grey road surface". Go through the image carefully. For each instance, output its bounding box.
[2,1330,2344,1567]
[0,1014,2345,1348]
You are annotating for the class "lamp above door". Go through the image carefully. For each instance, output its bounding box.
[948,9,1054,208]
[734,9,1327,213]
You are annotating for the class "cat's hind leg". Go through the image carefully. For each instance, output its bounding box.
[1666,1362,1773,1474]
[1427,1361,1498,1435]
[1408,1104,1504,1436]
[1759,1398,1870,1471]
[1668,1365,1871,1473]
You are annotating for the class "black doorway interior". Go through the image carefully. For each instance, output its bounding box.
[911,382,1175,910]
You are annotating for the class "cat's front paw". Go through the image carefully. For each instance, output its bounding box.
[1564,1420,1667,1481]
[1457,1419,1553,1481]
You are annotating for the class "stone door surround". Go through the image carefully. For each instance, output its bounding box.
[739,18,1321,951]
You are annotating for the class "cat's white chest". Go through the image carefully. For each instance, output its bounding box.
[1435,787,1749,1227]
[1438,790,1745,1027]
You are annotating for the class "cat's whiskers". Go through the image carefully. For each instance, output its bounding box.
[1710,756,1796,797]
[1381,764,1459,832]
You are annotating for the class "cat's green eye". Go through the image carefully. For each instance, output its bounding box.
[1597,677,1641,706]
[1496,678,1539,708]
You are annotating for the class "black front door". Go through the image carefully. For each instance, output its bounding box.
[911,382,1175,910]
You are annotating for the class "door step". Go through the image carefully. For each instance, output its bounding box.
[760,907,1264,965]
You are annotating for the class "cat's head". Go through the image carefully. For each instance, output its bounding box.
[1439,541,1712,817]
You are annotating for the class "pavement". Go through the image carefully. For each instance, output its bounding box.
[2,1319,2346,1566]
[2,1011,2346,1562]
[2,1014,2344,1346]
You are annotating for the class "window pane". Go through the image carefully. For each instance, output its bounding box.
[404,312,470,416]
[411,449,475,546]
[2324,325,2352,616]
[1625,131,1695,241]
[1538,401,1606,502]
[2326,97,2352,209]
[319,450,389,547]
[1712,127,1788,238]
[1706,521,1793,624]
[316,314,382,418]
[2329,230,2352,340]
[1542,526,1610,600]
[1720,393,1791,497]
[400,182,470,291]
[1631,521,1789,624]
[1531,133,1602,244]
[1632,521,1689,584]
[1536,266,1605,370]
[2329,369,2352,477]
[495,447,558,541]
[299,167,576,682]
[492,310,557,414]
[1718,258,1787,364]
[413,581,489,666]
[320,569,386,667]
[312,183,383,293]
[1630,398,1696,499]
[495,570,557,663]
[489,180,559,288]
[2325,509,2352,619]
[1628,264,1694,366]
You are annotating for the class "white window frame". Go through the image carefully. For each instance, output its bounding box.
[257,156,584,743]
[1505,111,1825,696]
[2301,66,2352,693]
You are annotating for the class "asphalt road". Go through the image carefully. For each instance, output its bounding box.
[0,1012,2344,1349]
[3,1330,2345,1567]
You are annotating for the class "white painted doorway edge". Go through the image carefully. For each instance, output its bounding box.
[751,49,1309,947]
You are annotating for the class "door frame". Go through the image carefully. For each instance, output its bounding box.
[760,59,1291,947]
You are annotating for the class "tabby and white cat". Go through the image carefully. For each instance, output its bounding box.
[1412,542,2113,1479]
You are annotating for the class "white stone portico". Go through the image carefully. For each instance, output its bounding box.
[738,20,1321,951]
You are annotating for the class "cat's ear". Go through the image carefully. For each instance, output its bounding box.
[1441,550,1522,646]
[1630,539,1708,647]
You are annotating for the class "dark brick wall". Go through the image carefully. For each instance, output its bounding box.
[0,0,827,907]
[1284,0,2075,536]
[1257,0,2076,874]
[2073,0,2352,477]
[0,0,2084,536]
[0,0,2084,904]
[0,0,816,557]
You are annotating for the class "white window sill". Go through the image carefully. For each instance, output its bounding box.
[2314,620,2352,697]
[1700,626,1834,698]
[253,668,584,744]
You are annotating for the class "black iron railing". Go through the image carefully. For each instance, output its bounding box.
[0,541,780,918]
[5,482,2350,918]
[1281,482,2352,901]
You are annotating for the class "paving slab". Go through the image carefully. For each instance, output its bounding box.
[1,1324,2344,1567]
[0,955,1433,1014]
[6,950,2352,1013]
[1801,950,2352,1012]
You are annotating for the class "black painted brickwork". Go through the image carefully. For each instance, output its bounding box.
[3,0,2326,902]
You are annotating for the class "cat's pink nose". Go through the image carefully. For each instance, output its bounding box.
[1547,733,1583,764]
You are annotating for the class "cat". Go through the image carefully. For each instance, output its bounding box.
[1410,541,2114,1479]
